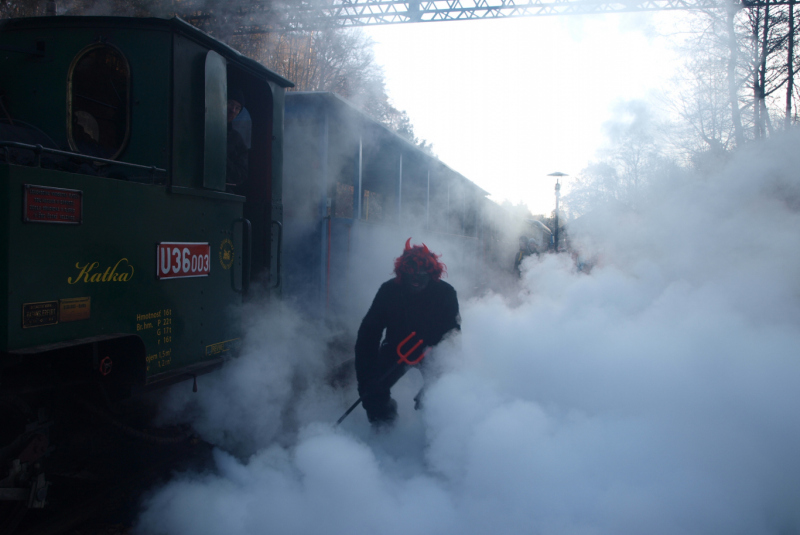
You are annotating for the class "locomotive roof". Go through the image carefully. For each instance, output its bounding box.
[0,15,294,88]
[287,91,489,197]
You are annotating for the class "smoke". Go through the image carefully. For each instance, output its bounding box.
[154,302,335,454]
[136,131,800,535]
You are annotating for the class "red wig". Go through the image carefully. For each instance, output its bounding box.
[393,238,447,283]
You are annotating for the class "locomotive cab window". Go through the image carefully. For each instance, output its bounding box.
[67,44,130,159]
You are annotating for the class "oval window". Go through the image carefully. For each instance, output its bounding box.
[67,44,130,160]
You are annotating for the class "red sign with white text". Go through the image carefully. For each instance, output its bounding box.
[23,184,83,224]
[156,243,211,279]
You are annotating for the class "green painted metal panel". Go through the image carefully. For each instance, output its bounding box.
[0,166,8,349]
[270,83,285,293]
[2,164,244,379]
[203,50,226,192]
[0,26,171,173]
[171,33,206,189]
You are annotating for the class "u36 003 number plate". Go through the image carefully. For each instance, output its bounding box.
[156,243,210,279]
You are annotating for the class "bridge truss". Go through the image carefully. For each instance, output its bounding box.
[238,0,788,32]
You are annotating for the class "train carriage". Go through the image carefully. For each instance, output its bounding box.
[282,91,489,327]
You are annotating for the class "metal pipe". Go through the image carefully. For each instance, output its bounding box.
[0,141,165,174]
[319,110,329,314]
[356,135,363,220]
[554,179,561,251]
[397,153,403,224]
[426,169,430,228]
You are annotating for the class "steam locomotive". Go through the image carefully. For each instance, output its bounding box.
[0,15,290,526]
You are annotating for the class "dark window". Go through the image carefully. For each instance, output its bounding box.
[68,44,130,159]
[335,182,354,218]
[363,189,383,222]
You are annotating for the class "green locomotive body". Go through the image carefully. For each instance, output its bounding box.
[0,16,291,394]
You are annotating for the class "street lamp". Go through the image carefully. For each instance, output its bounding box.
[547,172,568,251]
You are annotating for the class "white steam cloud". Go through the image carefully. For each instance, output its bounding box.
[137,132,800,535]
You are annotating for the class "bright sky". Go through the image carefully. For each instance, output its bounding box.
[365,11,689,215]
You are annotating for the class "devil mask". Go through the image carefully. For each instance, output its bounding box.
[393,238,446,292]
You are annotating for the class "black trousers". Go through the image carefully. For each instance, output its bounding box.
[361,376,426,424]
[359,351,408,425]
[361,390,399,425]
[359,338,435,425]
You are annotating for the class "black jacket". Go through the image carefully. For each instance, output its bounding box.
[227,125,249,186]
[355,279,460,390]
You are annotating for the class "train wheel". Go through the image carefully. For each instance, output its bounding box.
[0,395,38,534]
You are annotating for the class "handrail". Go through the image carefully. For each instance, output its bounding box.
[0,141,166,175]
[242,218,252,295]
[271,220,283,289]
[0,44,46,57]
[231,218,252,295]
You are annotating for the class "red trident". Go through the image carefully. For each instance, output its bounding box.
[396,332,429,365]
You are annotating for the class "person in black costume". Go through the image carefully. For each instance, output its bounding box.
[355,239,460,426]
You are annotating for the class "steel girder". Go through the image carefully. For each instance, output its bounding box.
[233,0,784,32]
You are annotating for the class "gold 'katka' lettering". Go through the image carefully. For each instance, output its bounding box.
[67,258,135,284]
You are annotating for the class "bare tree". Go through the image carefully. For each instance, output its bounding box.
[673,0,800,161]
[1,0,49,17]
[252,27,430,149]
[724,0,748,147]
[785,0,795,127]
[564,101,673,218]
[741,0,790,138]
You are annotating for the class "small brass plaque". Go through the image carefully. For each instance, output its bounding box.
[22,301,59,328]
[205,338,240,356]
[59,297,91,322]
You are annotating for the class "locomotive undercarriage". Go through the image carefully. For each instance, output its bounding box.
[0,341,195,534]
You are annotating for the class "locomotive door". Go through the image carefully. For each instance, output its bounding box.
[226,67,280,296]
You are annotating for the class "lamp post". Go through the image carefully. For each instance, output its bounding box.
[547,172,568,251]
